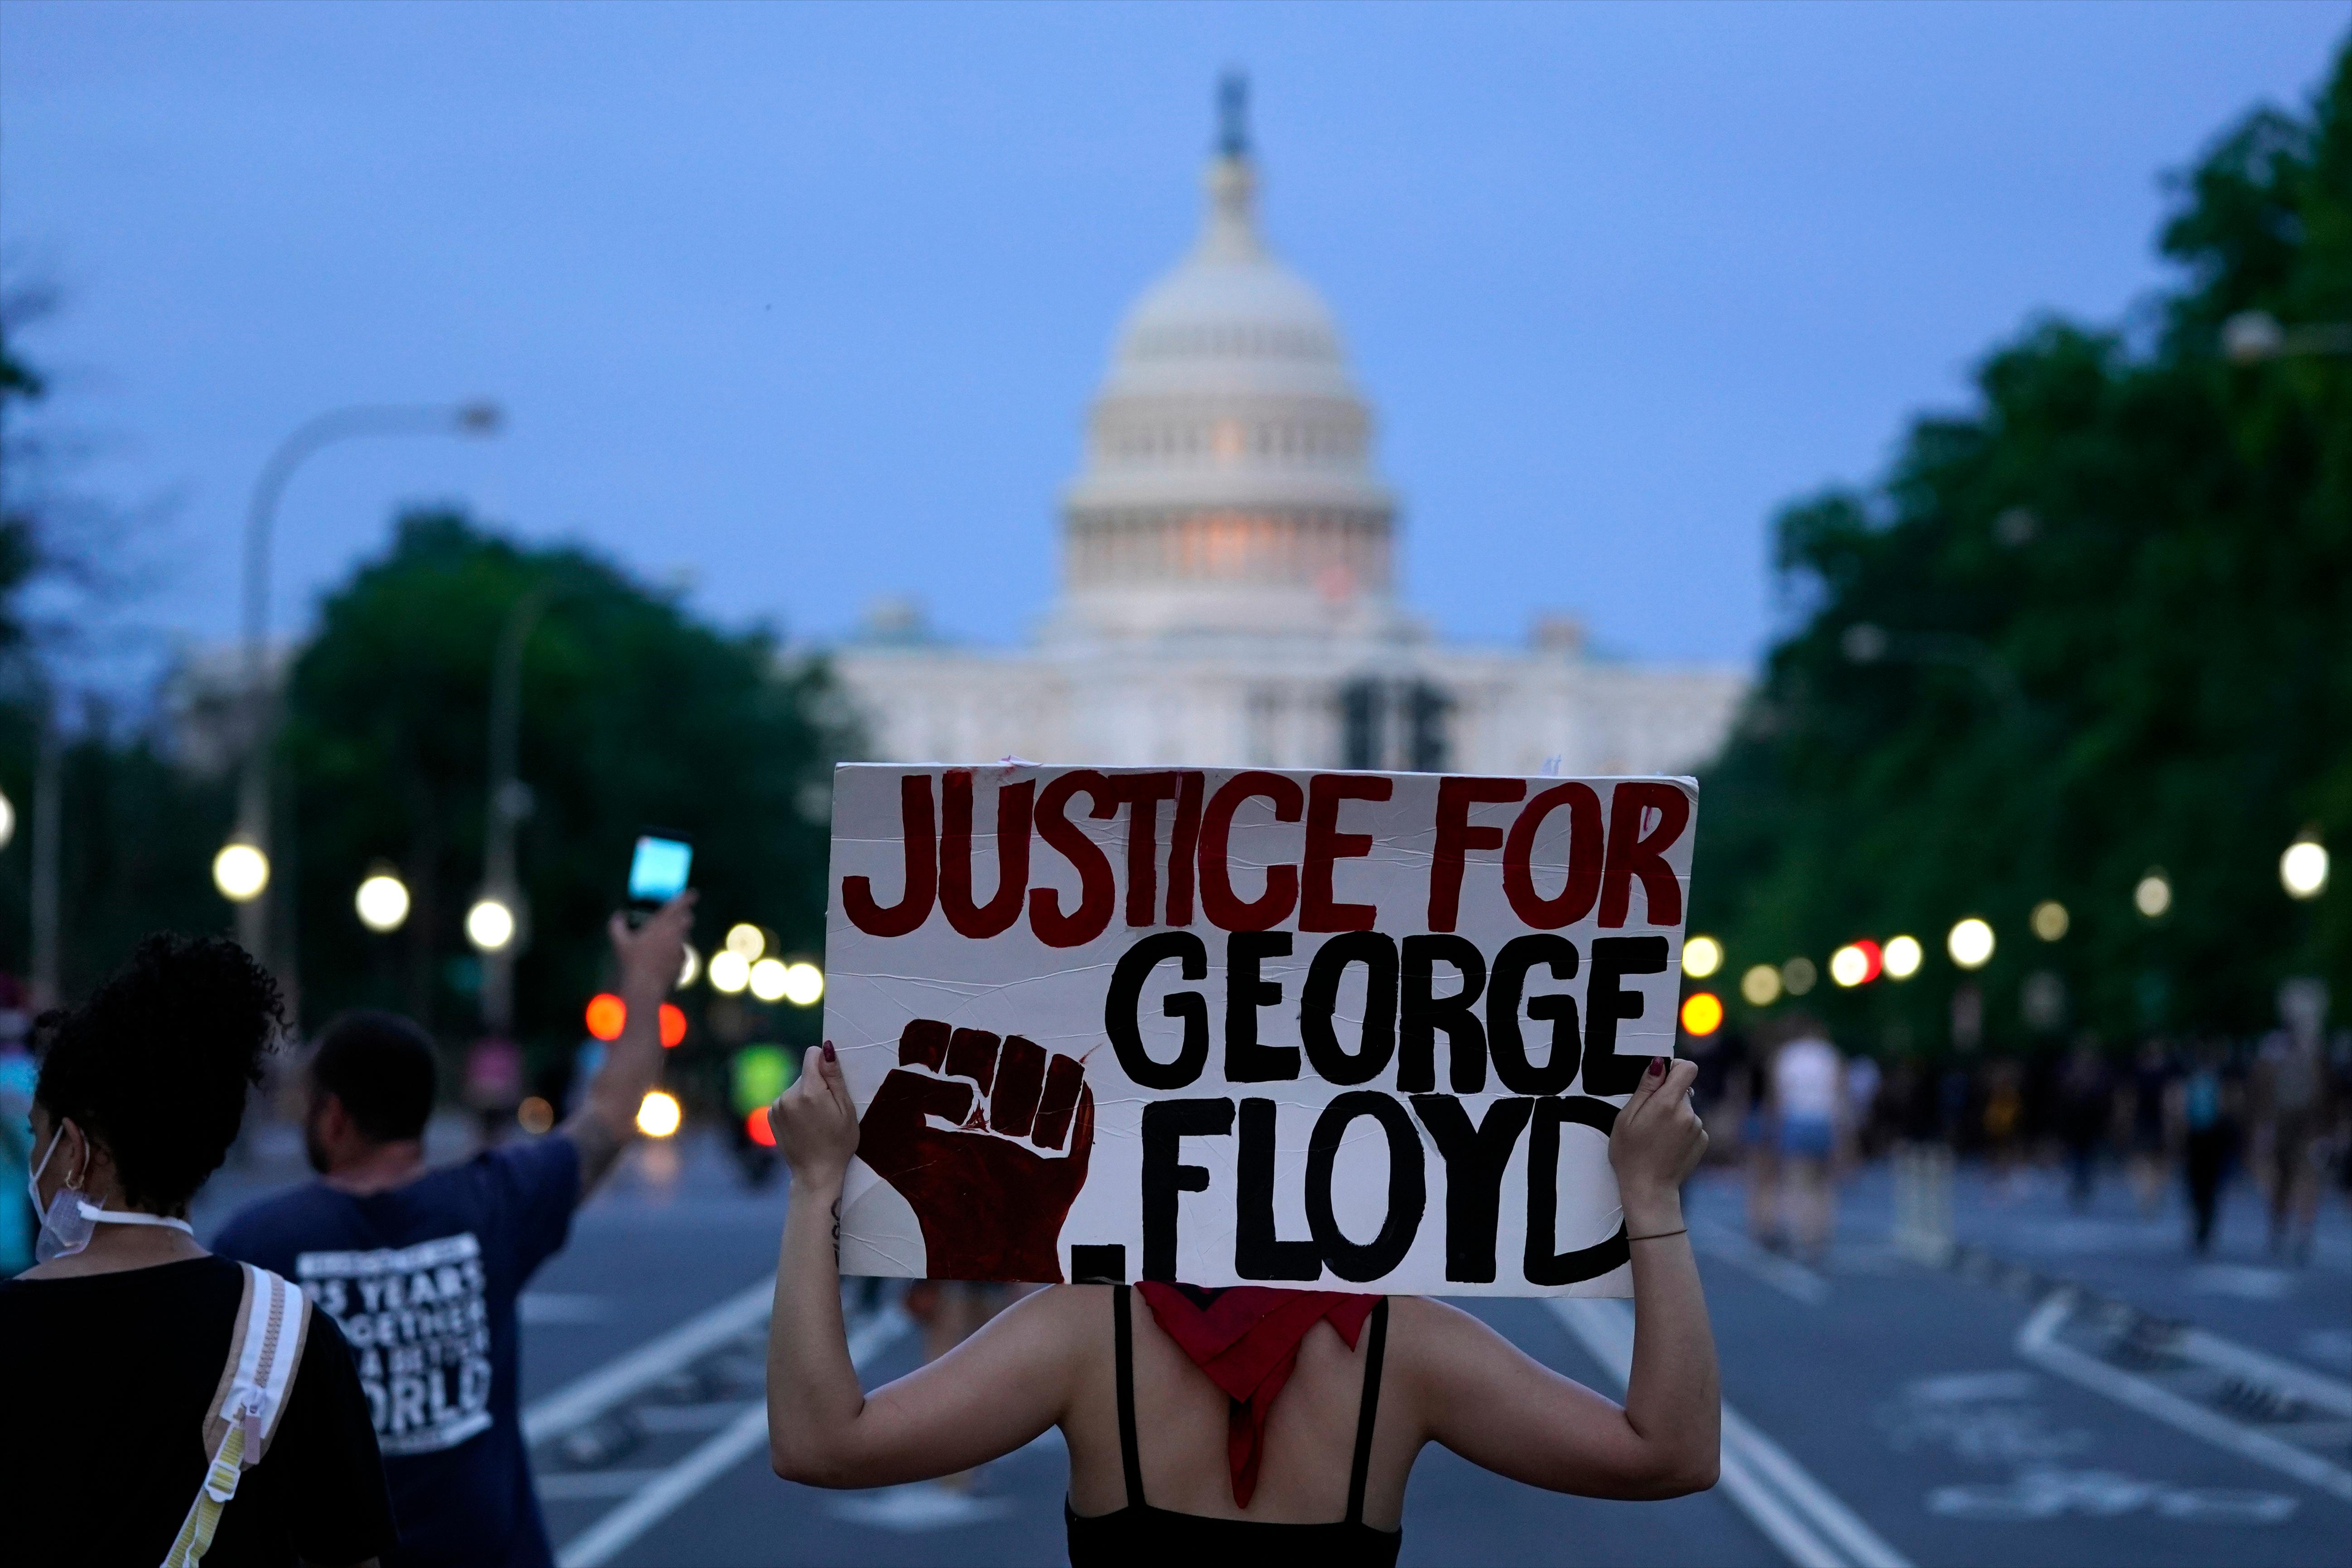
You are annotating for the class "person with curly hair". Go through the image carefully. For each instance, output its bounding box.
[0,933,395,1568]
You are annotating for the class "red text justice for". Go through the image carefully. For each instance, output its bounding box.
[841,771,1690,948]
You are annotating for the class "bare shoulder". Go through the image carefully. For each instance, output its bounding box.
[1386,1294,1510,1363]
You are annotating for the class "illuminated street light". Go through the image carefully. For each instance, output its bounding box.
[2281,836,2328,901]
[659,1003,687,1048]
[0,787,14,850]
[585,993,627,1042]
[635,1090,681,1138]
[678,943,702,989]
[465,897,517,953]
[748,957,790,1004]
[1740,963,1783,1007]
[2030,900,2069,942]
[213,841,271,903]
[708,950,751,994]
[1947,918,1995,970]
[1682,935,1724,980]
[1680,991,1725,1037]
[1780,956,1818,997]
[354,869,410,933]
[725,923,766,960]
[780,962,825,1007]
[2134,869,2172,920]
[1882,934,1923,980]
[1829,940,1882,988]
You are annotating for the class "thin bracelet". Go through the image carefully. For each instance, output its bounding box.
[1626,1227,1687,1243]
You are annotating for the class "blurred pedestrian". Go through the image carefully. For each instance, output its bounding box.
[0,934,395,1567]
[1770,1019,1843,1264]
[2054,1037,2112,1211]
[2252,1016,2327,1263]
[2125,1040,2174,1214]
[765,1050,1721,1558]
[213,895,693,1568]
[2173,1041,2238,1255]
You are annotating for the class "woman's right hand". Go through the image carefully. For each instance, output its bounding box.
[1609,1056,1708,1220]
[770,1042,860,1192]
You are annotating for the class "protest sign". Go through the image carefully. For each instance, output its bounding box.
[822,763,1697,1296]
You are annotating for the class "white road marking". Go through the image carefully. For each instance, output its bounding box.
[523,1276,775,1445]
[1692,1221,1831,1305]
[2015,1294,2352,1506]
[553,1305,915,1568]
[1550,1298,1913,1568]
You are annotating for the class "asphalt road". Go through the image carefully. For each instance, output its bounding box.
[196,1132,2350,1568]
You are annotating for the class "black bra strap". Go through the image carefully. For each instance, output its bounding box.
[1113,1285,1145,1509]
[1345,1297,1390,1526]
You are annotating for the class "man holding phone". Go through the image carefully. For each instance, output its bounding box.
[216,886,695,1568]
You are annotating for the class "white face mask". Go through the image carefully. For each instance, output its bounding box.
[26,1124,194,1264]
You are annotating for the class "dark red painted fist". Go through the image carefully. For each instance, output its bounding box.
[857,1019,1096,1284]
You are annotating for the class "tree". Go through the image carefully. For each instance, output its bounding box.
[1691,38,2352,1053]
[281,510,856,1089]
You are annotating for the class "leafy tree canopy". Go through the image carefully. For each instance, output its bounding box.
[283,510,855,1053]
[1692,39,2351,1052]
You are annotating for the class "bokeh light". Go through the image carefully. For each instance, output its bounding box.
[1740,963,1783,1007]
[2030,899,2069,941]
[678,943,702,989]
[748,957,790,1003]
[1829,940,1882,987]
[212,842,270,903]
[708,950,751,994]
[465,897,517,952]
[635,1090,681,1138]
[725,923,766,959]
[355,871,410,933]
[1682,935,1724,979]
[1781,956,1818,996]
[2280,838,2328,900]
[516,1096,555,1135]
[2134,869,2172,919]
[659,1002,687,1048]
[1882,934,1923,980]
[745,1106,776,1147]
[584,992,627,1041]
[1680,991,1724,1036]
[780,962,825,1006]
[1947,917,1995,970]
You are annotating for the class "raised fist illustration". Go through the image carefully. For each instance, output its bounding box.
[857,1019,1096,1284]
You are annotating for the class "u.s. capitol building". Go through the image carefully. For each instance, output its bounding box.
[835,91,1741,777]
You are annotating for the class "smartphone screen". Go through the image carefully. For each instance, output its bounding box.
[628,834,694,905]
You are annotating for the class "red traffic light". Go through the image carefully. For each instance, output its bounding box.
[659,1003,686,1049]
[745,1106,776,1147]
[584,993,627,1042]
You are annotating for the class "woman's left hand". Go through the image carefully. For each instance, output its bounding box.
[771,1042,860,1192]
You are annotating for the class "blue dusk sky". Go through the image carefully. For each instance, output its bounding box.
[2,1,2344,683]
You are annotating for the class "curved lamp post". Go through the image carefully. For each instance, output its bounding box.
[229,401,501,971]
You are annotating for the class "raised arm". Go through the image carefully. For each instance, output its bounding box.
[764,1044,1074,1488]
[562,893,695,1196]
[1407,1055,1719,1499]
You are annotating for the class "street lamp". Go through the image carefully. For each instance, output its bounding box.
[2281,834,2328,900]
[1947,918,1995,970]
[2134,869,2173,920]
[780,962,825,1006]
[1681,935,1724,979]
[1882,934,1924,980]
[213,840,270,903]
[0,787,13,851]
[233,400,502,971]
[2030,900,2069,941]
[2222,310,2352,364]
[354,866,411,932]
[465,896,518,954]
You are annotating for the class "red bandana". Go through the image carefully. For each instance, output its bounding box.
[1135,1284,1380,1507]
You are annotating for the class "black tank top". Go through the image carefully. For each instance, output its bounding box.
[1064,1285,1404,1567]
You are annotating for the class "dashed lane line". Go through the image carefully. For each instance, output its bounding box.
[1550,1297,1913,1568]
[554,1306,915,1568]
[523,1275,776,1446]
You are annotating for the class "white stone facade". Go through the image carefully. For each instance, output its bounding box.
[835,100,1743,779]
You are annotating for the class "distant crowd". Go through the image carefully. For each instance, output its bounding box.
[1687,1012,2348,1265]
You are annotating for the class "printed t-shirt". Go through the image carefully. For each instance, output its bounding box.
[0,1254,395,1567]
[214,1135,582,1568]
[1773,1037,1842,1121]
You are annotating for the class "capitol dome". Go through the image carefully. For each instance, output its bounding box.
[1056,78,1400,642]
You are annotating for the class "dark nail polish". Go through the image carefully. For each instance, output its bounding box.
[1646,1056,1665,1078]
[821,1041,836,1062]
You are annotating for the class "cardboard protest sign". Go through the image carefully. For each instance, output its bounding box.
[823,764,1696,1297]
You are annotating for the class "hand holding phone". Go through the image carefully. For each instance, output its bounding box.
[627,832,694,927]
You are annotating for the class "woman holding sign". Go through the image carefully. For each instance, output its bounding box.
[764,1043,1718,1563]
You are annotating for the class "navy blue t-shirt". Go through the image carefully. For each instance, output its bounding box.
[215,1135,582,1568]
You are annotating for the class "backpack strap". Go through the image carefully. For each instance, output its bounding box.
[162,1264,311,1568]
